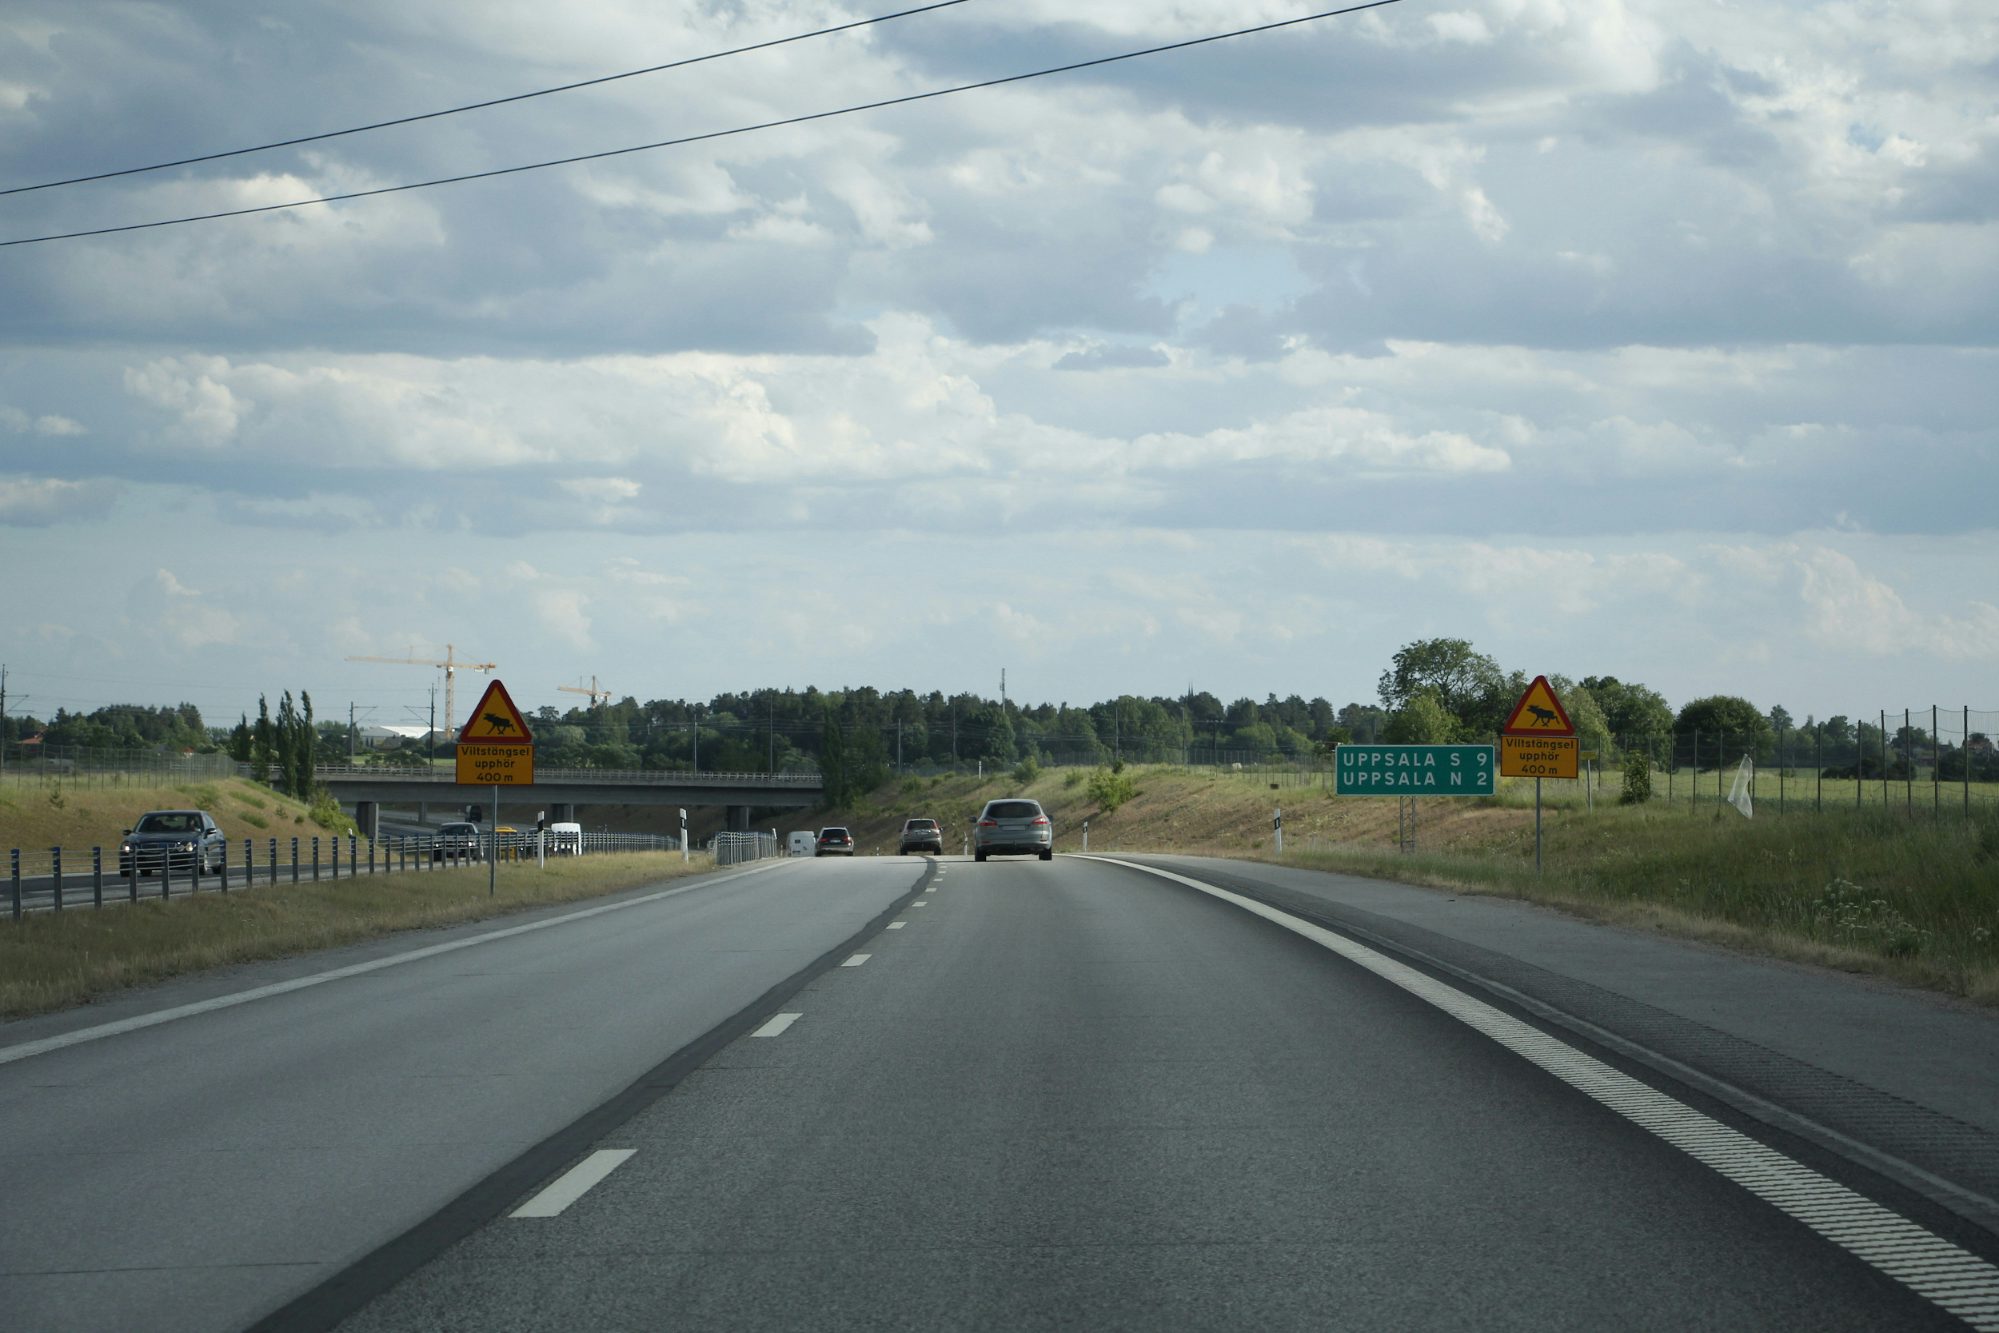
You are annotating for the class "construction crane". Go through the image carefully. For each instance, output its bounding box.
[558,675,612,708]
[345,644,496,736]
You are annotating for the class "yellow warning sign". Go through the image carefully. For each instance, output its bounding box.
[456,744,536,786]
[1501,734,1580,779]
[457,679,534,745]
[1502,675,1575,737]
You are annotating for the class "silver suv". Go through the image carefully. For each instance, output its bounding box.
[973,798,1052,862]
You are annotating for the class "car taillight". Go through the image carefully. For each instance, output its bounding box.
[979,819,997,827]
[1031,816,1049,826]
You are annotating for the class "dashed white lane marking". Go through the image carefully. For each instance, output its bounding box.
[752,1012,803,1038]
[841,954,871,967]
[926,885,938,893]
[1096,857,1999,1332]
[887,922,907,930]
[910,901,928,908]
[0,862,786,1068]
[510,1149,635,1219]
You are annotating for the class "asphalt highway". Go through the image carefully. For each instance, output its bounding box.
[3,854,1994,1331]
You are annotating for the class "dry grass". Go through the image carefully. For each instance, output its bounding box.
[0,852,714,1020]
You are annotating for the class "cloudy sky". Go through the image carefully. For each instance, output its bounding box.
[1,0,1994,733]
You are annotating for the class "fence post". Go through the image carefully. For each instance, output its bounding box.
[93,845,103,908]
[51,846,62,913]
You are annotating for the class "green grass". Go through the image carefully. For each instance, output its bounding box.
[1280,801,1999,1003]
[0,852,717,1020]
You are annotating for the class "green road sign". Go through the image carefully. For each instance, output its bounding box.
[1335,744,1496,795]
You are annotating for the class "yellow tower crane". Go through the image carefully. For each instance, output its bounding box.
[345,644,497,736]
[558,675,612,708]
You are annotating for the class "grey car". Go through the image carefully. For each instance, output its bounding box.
[973,798,1053,862]
[120,809,226,876]
[898,817,943,856]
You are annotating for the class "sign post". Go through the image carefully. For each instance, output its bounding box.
[456,680,535,896]
[1501,675,1577,875]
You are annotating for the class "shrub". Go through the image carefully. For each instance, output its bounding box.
[307,789,357,835]
[1619,752,1652,805]
[1087,765,1136,813]
[1011,757,1041,786]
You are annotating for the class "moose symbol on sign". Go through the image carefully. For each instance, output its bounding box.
[483,712,516,735]
[1525,705,1560,727]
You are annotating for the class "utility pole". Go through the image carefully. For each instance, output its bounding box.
[0,663,8,783]
[349,702,356,760]
[428,687,437,769]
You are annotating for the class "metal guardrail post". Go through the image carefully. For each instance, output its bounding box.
[161,847,172,901]
[268,837,277,886]
[312,837,320,880]
[191,841,201,894]
[93,846,103,908]
[219,840,228,894]
[331,835,340,880]
[291,838,299,884]
[51,846,62,912]
[11,848,20,920]
[350,835,358,874]
[245,839,254,888]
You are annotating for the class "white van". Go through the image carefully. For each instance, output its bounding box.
[787,830,816,857]
[548,821,583,855]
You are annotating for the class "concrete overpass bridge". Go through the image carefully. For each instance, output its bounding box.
[313,765,824,837]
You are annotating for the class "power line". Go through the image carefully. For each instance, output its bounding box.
[0,1,975,198]
[0,0,1406,249]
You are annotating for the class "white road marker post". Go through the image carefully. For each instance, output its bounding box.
[1273,806,1283,856]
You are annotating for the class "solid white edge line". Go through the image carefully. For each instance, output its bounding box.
[1089,856,1999,1332]
[0,860,788,1067]
[509,1148,636,1219]
[841,954,871,967]
[752,1012,803,1038]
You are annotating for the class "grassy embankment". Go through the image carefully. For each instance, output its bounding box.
[811,763,1999,1004]
[0,776,712,1019]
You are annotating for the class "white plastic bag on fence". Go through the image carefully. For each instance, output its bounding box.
[1727,756,1755,818]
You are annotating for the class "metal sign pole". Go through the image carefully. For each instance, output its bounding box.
[1534,778,1543,875]
[489,782,498,897]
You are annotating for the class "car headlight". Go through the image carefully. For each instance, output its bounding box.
[121,843,132,853]
[176,840,195,851]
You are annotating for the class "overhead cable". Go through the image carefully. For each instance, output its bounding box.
[0,0,1407,248]
[0,1,975,197]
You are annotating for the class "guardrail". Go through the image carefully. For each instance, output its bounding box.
[6,829,684,919]
[709,831,782,866]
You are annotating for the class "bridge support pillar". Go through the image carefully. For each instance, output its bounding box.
[353,801,380,841]
[551,803,576,824]
[727,805,752,832]
[416,802,426,823]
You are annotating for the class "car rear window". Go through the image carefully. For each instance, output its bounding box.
[907,820,937,830]
[820,828,850,838]
[986,801,1041,819]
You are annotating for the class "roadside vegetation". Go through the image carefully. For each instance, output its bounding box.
[0,851,714,1020]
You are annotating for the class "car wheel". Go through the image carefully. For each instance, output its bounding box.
[1040,849,1053,861]
[974,849,987,862]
